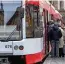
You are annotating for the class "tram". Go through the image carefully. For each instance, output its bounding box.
[0,0,62,64]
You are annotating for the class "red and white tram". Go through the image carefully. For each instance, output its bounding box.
[0,0,62,64]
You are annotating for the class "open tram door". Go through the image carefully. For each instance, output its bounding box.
[43,9,50,54]
[41,0,62,55]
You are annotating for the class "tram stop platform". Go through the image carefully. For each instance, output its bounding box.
[43,56,65,64]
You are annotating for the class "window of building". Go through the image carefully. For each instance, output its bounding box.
[60,1,64,10]
[53,1,58,10]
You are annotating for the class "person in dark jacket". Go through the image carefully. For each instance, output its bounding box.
[48,23,62,57]
[47,20,54,41]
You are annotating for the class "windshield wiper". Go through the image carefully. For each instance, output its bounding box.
[6,27,17,41]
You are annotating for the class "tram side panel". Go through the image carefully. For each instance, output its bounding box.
[25,4,44,64]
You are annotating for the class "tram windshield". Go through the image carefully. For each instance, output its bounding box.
[0,1,23,41]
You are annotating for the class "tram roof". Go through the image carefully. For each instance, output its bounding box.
[26,1,39,6]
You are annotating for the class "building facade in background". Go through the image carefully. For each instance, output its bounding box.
[49,0,65,21]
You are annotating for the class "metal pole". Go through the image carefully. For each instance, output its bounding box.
[22,0,26,39]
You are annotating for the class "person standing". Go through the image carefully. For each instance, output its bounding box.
[56,19,64,57]
[47,20,54,42]
[48,23,62,57]
[59,26,64,57]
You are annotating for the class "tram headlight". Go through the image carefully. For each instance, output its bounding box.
[14,45,18,50]
[19,45,24,50]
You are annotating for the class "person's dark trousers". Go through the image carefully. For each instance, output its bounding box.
[51,40,59,57]
[59,48,64,57]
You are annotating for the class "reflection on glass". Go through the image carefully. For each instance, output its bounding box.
[0,1,23,41]
[26,5,43,38]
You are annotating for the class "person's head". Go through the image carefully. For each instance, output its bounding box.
[53,23,59,30]
[56,19,61,26]
[48,20,54,25]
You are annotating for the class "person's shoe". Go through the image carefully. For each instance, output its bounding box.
[62,55,64,57]
[59,56,61,57]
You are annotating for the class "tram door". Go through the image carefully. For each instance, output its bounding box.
[43,9,49,54]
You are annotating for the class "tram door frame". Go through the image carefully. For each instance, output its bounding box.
[43,9,49,54]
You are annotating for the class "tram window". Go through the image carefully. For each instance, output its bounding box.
[26,5,43,38]
[0,1,23,41]
[33,6,39,26]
